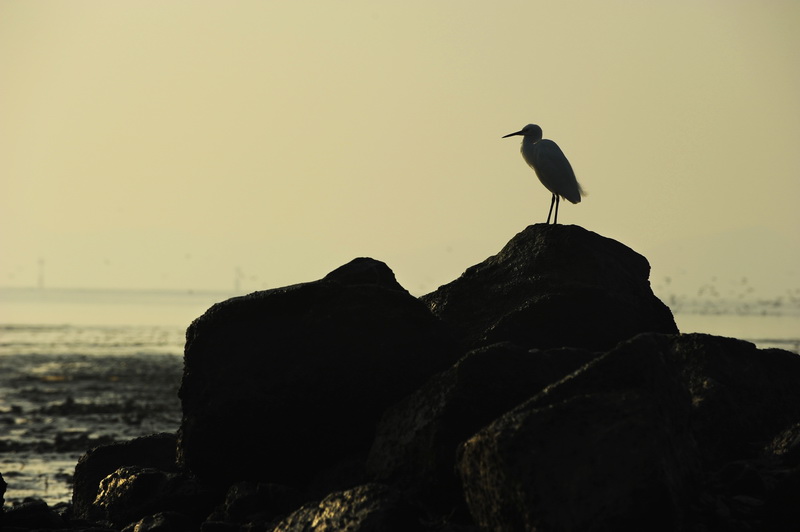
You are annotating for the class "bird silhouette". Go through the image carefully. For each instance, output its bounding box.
[503,124,584,224]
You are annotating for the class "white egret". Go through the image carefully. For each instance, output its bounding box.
[503,124,584,224]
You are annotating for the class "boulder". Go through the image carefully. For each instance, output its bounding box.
[72,432,179,520]
[90,465,219,529]
[458,333,701,531]
[1,498,64,530]
[422,224,677,351]
[270,483,422,532]
[667,334,800,466]
[762,467,800,532]
[121,511,192,532]
[767,422,800,467]
[204,481,301,528]
[367,342,598,514]
[177,258,462,487]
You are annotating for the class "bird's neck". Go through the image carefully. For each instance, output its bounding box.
[520,136,539,165]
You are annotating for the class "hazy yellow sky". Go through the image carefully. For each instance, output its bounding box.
[2,1,799,298]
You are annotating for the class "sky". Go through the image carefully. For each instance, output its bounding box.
[2,1,799,303]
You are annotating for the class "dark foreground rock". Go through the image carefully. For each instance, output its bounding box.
[72,432,179,520]
[177,258,463,488]
[10,226,800,531]
[668,334,800,467]
[454,332,800,531]
[458,333,701,531]
[270,483,422,532]
[422,224,678,351]
[0,471,5,519]
[90,465,219,529]
[1,498,65,530]
[367,342,599,516]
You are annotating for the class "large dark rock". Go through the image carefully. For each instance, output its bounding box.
[667,334,800,466]
[72,432,179,520]
[367,342,598,515]
[177,258,462,487]
[458,333,701,532]
[422,224,677,351]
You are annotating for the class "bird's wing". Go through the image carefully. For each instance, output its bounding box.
[530,140,582,204]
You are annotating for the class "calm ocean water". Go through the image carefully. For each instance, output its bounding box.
[0,286,797,505]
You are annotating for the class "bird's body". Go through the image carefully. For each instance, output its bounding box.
[503,124,584,224]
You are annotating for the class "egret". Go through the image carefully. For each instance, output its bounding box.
[502,124,584,224]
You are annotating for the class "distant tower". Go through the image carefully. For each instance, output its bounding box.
[37,258,45,289]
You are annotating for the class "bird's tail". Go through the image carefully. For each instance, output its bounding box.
[564,182,586,204]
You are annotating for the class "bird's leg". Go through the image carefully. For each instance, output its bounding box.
[546,194,556,224]
[554,195,560,225]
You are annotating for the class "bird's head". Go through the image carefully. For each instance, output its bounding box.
[502,123,543,140]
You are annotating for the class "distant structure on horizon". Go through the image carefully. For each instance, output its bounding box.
[37,258,45,290]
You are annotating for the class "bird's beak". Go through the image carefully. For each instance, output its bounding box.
[502,130,524,138]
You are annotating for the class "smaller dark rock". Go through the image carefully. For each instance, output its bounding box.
[2,497,63,529]
[270,483,423,532]
[767,422,800,466]
[121,511,193,532]
[716,462,767,498]
[762,467,800,532]
[206,481,301,526]
[73,432,179,520]
[1,470,6,512]
[200,521,241,532]
[304,455,368,502]
[90,466,222,530]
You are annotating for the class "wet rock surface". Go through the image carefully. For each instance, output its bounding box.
[72,432,180,521]
[3,226,800,531]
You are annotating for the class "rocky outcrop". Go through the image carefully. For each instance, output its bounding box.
[422,224,678,351]
[177,258,463,488]
[13,225,800,531]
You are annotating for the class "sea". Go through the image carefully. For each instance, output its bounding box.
[0,286,798,507]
